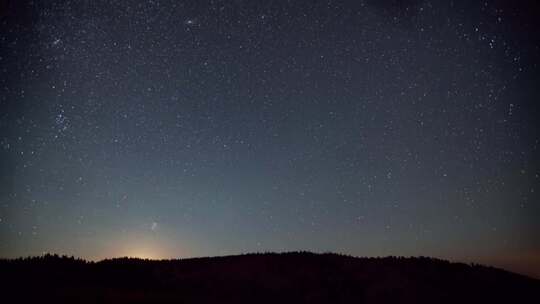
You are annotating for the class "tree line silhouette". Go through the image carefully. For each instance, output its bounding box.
[1,252,538,303]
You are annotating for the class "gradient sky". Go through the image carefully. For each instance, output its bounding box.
[1,0,539,278]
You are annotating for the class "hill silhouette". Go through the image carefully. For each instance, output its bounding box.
[1,252,538,303]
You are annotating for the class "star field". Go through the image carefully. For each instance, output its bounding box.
[1,0,539,277]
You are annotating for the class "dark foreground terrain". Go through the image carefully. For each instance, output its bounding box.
[1,252,538,303]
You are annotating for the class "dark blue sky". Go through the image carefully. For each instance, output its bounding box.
[1,0,539,277]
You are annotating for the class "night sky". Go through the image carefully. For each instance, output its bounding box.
[1,1,539,277]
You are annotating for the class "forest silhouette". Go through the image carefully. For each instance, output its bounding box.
[1,252,538,303]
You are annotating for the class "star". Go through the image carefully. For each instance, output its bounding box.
[185,19,197,26]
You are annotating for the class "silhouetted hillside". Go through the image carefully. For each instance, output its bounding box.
[1,252,538,303]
